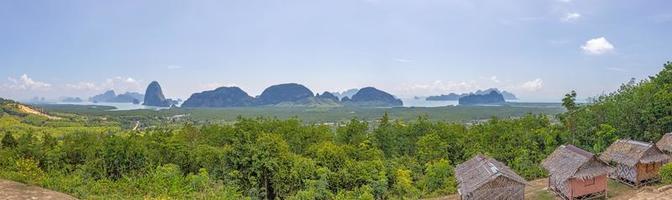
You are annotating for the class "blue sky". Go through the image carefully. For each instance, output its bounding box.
[0,0,671,101]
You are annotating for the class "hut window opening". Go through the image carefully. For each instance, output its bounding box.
[584,178,595,186]
[646,164,655,173]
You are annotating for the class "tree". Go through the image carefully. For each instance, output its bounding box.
[336,119,368,145]
[416,133,448,164]
[562,90,577,111]
[592,124,618,153]
[372,116,401,158]
[251,133,292,200]
[392,169,419,199]
[1,132,17,148]
[419,159,456,196]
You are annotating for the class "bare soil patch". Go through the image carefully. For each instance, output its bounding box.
[17,104,61,120]
[431,178,672,200]
[0,179,76,200]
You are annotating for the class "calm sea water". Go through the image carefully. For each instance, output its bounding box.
[400,98,527,107]
[401,98,459,107]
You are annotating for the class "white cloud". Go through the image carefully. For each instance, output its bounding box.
[104,76,142,92]
[581,37,615,55]
[65,82,99,90]
[64,76,142,93]
[562,12,581,22]
[490,76,500,83]
[3,74,51,90]
[520,78,543,92]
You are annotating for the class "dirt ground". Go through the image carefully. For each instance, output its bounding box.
[17,104,61,120]
[1,177,670,200]
[613,185,672,200]
[0,179,75,200]
[430,178,672,200]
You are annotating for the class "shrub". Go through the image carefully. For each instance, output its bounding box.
[661,163,672,184]
[1,132,17,148]
[13,158,45,184]
[419,159,457,197]
[392,169,419,199]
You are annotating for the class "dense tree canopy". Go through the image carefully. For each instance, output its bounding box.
[0,113,561,199]
[560,62,672,152]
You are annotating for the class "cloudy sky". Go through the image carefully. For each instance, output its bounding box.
[1,0,671,101]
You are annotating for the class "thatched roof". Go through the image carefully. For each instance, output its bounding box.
[599,139,670,167]
[455,155,526,195]
[656,132,672,153]
[542,145,610,182]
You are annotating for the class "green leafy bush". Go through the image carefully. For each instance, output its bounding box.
[12,158,45,184]
[661,163,672,184]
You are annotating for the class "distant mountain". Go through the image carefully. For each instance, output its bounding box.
[255,83,314,105]
[458,91,505,105]
[332,89,359,99]
[426,88,517,101]
[346,87,403,107]
[89,90,144,103]
[316,92,340,102]
[474,88,517,100]
[113,92,144,103]
[175,84,405,108]
[143,81,171,107]
[121,92,144,101]
[61,97,83,103]
[182,87,254,108]
[89,90,117,103]
[425,93,461,101]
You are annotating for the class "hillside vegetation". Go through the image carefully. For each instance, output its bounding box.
[1,62,672,199]
[561,61,672,153]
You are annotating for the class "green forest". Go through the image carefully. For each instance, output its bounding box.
[2,62,672,199]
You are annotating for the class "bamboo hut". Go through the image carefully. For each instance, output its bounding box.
[542,145,611,200]
[455,155,527,200]
[656,132,672,154]
[599,139,670,187]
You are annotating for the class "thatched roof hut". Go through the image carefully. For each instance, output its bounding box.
[656,132,672,153]
[455,155,527,200]
[542,145,610,199]
[599,139,670,187]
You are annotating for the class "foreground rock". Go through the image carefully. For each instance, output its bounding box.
[182,87,254,107]
[0,179,76,200]
[142,81,171,107]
